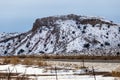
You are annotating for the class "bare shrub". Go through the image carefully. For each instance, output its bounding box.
[36,61,48,67]
[9,57,20,65]
[112,66,120,80]
[3,57,10,64]
[112,71,120,77]
[22,58,34,65]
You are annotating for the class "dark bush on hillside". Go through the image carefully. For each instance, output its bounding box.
[29,50,32,52]
[45,49,48,51]
[18,49,25,54]
[76,21,79,24]
[18,39,21,42]
[83,26,87,29]
[119,27,120,32]
[82,31,86,34]
[106,32,109,35]
[83,43,90,49]
[72,31,75,34]
[107,25,110,28]
[104,42,110,46]
[39,51,45,54]
[92,24,95,27]
[39,29,42,33]
[116,52,120,56]
[118,44,120,47]
[92,39,99,44]
[62,36,65,39]
[77,26,80,29]
[26,42,30,48]
[51,41,53,44]
[4,50,7,54]
[15,43,18,45]
[106,36,108,39]
[100,44,104,47]
[44,44,46,47]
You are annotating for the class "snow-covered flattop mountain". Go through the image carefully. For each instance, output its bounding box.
[0,14,120,56]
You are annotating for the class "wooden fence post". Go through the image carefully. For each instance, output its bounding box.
[55,66,58,80]
[92,66,96,80]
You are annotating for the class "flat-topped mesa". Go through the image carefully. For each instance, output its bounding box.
[31,14,117,32]
[31,14,77,31]
[0,14,120,56]
[32,17,57,32]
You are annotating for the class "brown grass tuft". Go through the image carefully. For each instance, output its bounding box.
[112,71,120,77]
[10,57,20,65]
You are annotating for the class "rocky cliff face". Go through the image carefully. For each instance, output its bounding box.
[0,14,120,56]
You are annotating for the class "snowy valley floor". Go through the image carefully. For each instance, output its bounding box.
[0,64,115,80]
[0,56,120,80]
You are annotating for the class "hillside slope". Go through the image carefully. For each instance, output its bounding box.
[0,14,120,56]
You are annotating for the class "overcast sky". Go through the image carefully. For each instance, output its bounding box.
[0,0,120,32]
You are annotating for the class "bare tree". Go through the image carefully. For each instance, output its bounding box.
[55,66,58,80]
[92,66,96,80]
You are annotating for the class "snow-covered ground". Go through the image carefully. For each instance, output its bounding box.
[0,64,115,80]
[35,75,114,80]
[47,60,120,72]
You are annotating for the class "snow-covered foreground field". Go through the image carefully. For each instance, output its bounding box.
[33,75,114,80]
[47,60,120,72]
[0,64,115,80]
